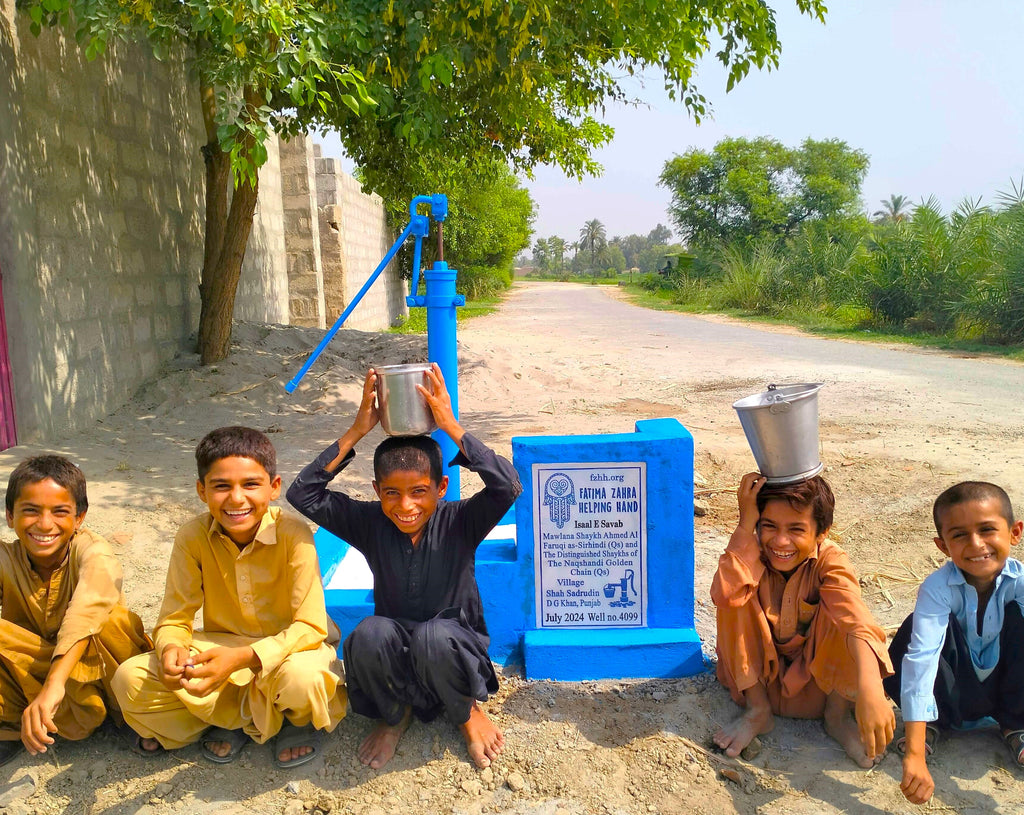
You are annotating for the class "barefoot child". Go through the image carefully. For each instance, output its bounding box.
[711,473,894,766]
[1,455,150,766]
[287,364,521,769]
[113,427,345,766]
[884,481,1024,805]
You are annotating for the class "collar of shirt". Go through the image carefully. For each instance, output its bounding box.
[944,556,1022,591]
[205,506,282,551]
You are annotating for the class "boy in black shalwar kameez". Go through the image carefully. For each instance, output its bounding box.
[287,364,521,769]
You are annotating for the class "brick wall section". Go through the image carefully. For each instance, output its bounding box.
[315,158,407,331]
[279,135,325,329]
[233,137,289,324]
[0,4,206,441]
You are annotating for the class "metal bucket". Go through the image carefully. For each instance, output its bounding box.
[375,363,437,436]
[732,383,824,484]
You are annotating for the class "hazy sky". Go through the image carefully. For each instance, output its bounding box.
[320,1,1024,242]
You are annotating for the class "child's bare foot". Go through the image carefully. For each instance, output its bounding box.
[140,737,161,753]
[713,705,775,758]
[461,703,504,768]
[824,703,875,768]
[358,707,411,770]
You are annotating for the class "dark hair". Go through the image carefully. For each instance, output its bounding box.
[5,455,88,514]
[195,426,277,481]
[373,435,443,484]
[756,475,835,535]
[933,481,1015,536]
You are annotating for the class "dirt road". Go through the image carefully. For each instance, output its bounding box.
[1,281,1022,814]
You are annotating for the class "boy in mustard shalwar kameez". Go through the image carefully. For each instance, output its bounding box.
[113,426,345,767]
[1,455,150,766]
[711,473,895,767]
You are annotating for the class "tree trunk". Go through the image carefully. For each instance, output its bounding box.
[198,176,259,363]
[195,79,261,364]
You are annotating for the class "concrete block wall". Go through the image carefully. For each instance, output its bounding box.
[233,137,289,324]
[0,2,205,441]
[315,158,407,331]
[280,135,325,329]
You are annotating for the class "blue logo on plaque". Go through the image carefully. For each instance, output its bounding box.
[542,472,576,528]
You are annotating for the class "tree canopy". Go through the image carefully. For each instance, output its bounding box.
[24,0,828,361]
[659,136,869,248]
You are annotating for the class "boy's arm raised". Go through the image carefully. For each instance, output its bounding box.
[711,473,767,607]
[417,363,466,452]
[326,368,380,470]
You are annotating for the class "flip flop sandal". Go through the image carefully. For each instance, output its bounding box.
[200,727,251,764]
[117,723,165,757]
[895,724,938,756]
[1003,729,1024,768]
[0,740,25,768]
[272,723,321,769]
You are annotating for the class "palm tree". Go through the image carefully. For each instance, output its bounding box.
[873,194,911,224]
[548,236,567,272]
[578,219,607,276]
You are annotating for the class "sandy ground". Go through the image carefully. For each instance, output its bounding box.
[1,281,1023,814]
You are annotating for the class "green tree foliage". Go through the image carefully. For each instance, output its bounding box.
[578,218,608,274]
[659,137,869,248]
[440,163,535,298]
[24,0,827,360]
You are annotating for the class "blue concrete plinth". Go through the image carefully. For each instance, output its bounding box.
[524,628,705,681]
[513,418,704,680]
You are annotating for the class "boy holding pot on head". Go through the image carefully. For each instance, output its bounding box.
[287,364,522,770]
[711,473,894,766]
[884,481,1024,805]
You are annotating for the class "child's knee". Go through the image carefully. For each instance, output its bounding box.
[408,618,461,665]
[349,616,404,650]
[111,653,156,706]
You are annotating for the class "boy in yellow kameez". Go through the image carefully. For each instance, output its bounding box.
[113,426,345,767]
[1,455,150,766]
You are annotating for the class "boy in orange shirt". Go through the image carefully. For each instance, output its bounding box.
[711,473,894,766]
[1,455,150,766]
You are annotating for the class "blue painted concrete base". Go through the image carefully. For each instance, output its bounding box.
[523,628,705,681]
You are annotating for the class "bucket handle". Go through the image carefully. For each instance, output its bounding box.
[765,383,791,414]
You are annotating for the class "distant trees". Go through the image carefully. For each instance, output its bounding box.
[873,194,911,224]
[531,223,682,277]
[659,137,869,248]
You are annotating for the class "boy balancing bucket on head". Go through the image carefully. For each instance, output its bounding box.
[732,383,824,483]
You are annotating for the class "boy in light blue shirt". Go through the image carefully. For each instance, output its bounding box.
[884,481,1024,805]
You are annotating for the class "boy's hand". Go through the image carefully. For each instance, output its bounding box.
[21,682,63,754]
[854,682,895,761]
[181,646,259,697]
[351,369,380,438]
[901,752,935,804]
[417,363,465,447]
[159,645,191,691]
[737,472,764,533]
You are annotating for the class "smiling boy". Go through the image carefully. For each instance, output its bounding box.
[1,456,150,766]
[287,364,521,770]
[884,482,1024,805]
[112,427,345,767]
[711,473,894,766]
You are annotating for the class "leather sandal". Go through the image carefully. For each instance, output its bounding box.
[1003,729,1024,768]
[895,724,938,756]
[200,727,250,764]
[272,723,321,769]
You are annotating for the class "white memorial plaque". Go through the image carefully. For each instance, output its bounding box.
[533,462,647,628]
